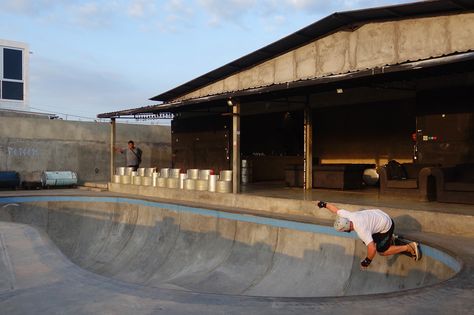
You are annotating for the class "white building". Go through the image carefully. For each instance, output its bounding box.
[0,39,29,111]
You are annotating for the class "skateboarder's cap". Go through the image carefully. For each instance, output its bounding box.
[334,216,351,232]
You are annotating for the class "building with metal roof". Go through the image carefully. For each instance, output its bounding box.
[99,0,474,199]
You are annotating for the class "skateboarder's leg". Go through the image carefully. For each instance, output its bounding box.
[380,242,420,260]
[379,244,411,256]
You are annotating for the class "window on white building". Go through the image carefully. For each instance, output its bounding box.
[1,47,24,101]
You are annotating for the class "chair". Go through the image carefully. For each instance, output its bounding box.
[431,164,474,204]
[378,162,435,201]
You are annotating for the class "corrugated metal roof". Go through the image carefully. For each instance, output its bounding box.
[97,51,474,118]
[149,0,474,102]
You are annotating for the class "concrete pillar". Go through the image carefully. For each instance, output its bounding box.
[110,118,116,182]
[232,102,241,194]
[304,104,313,190]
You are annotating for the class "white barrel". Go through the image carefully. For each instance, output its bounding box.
[184,179,196,190]
[166,178,179,189]
[157,177,167,188]
[195,179,209,191]
[137,168,146,177]
[208,174,217,192]
[152,173,159,187]
[198,169,212,180]
[116,167,126,176]
[220,170,233,181]
[179,173,187,189]
[125,167,134,175]
[142,177,152,186]
[133,176,142,185]
[170,168,181,178]
[113,175,121,183]
[131,171,138,177]
[41,171,78,187]
[187,169,199,179]
[216,180,232,193]
[144,167,156,177]
[160,168,170,178]
[120,175,131,184]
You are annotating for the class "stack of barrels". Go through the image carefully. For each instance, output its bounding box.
[114,167,233,193]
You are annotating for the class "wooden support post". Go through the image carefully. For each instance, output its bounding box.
[232,102,241,194]
[304,104,313,190]
[110,118,116,182]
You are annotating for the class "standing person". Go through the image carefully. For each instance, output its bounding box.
[116,140,142,171]
[317,200,420,269]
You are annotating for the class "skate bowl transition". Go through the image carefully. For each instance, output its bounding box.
[0,196,461,298]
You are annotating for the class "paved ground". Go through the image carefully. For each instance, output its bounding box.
[0,188,472,314]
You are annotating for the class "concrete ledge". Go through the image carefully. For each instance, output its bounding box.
[108,183,474,237]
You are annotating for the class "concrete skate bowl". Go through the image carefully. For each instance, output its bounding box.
[0,196,461,298]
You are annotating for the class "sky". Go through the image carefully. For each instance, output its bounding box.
[0,0,413,123]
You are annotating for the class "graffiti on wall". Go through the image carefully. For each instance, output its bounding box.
[7,146,40,157]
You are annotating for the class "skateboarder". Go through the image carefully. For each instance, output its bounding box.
[317,201,420,269]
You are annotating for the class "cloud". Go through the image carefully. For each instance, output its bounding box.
[127,0,157,18]
[197,0,255,26]
[0,0,63,16]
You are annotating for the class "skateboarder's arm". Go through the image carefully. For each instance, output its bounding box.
[317,201,339,214]
[366,242,376,261]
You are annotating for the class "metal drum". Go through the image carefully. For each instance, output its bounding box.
[216,180,232,193]
[179,173,187,189]
[208,174,217,192]
[152,173,159,187]
[184,179,196,190]
[113,175,121,183]
[195,179,209,191]
[170,168,181,178]
[241,160,253,184]
[137,168,146,177]
[115,167,126,176]
[220,170,233,181]
[187,169,199,180]
[199,169,212,180]
[157,177,167,188]
[120,175,131,184]
[41,171,78,187]
[133,176,142,185]
[160,168,170,178]
[166,178,179,189]
[131,171,138,177]
[142,177,152,186]
[0,171,20,189]
[144,167,156,177]
[125,167,134,175]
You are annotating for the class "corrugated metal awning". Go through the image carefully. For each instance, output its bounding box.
[97,51,474,119]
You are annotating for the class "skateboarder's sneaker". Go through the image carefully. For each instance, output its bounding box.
[407,242,420,261]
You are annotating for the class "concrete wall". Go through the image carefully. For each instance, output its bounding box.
[174,12,474,102]
[0,115,171,183]
[108,183,474,237]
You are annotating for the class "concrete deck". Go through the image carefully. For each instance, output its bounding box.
[0,187,472,314]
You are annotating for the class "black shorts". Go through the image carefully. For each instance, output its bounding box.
[372,219,395,252]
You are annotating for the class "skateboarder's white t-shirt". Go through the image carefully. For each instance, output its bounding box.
[337,209,392,245]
